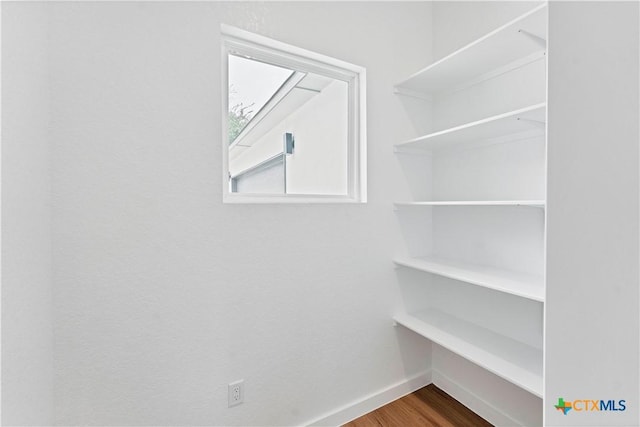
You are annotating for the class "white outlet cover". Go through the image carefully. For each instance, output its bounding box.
[228,380,244,407]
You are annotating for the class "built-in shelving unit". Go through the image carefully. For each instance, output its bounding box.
[393,309,543,397]
[392,3,547,421]
[395,3,547,94]
[393,256,544,302]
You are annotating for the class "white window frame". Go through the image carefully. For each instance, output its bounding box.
[221,24,367,203]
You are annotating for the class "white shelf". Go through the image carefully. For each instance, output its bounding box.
[395,104,546,152]
[393,309,543,397]
[393,256,544,302]
[391,2,547,410]
[395,200,545,208]
[395,3,547,94]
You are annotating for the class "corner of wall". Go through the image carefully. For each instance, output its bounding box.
[1,2,54,425]
[305,370,432,427]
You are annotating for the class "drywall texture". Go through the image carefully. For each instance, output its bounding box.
[47,2,432,425]
[1,2,54,425]
[545,2,639,426]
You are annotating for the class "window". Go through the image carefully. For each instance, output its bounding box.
[221,25,367,203]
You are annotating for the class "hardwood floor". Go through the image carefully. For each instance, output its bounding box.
[342,384,493,427]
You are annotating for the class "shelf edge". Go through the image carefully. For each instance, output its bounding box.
[393,257,545,302]
[394,3,548,91]
[393,312,543,397]
[394,201,545,208]
[398,103,546,147]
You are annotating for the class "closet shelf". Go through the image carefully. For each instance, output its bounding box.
[394,309,543,397]
[393,256,544,302]
[394,200,545,208]
[395,3,547,94]
[395,103,545,152]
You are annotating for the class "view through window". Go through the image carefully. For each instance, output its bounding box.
[222,25,367,202]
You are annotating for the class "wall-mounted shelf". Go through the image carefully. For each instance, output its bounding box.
[395,104,545,152]
[395,3,547,94]
[394,256,544,302]
[394,309,543,397]
[394,200,545,208]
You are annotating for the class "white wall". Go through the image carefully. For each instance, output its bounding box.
[1,2,54,425]
[47,2,432,425]
[545,2,639,426]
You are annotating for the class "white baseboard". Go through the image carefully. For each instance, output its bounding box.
[432,368,524,427]
[304,370,432,427]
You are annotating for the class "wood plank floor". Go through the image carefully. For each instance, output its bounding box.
[343,384,493,427]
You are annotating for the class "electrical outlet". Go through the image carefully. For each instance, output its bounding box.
[228,380,244,407]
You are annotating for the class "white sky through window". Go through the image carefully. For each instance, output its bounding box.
[228,54,294,121]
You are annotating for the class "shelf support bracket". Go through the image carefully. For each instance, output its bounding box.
[517,117,545,129]
[518,29,547,49]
